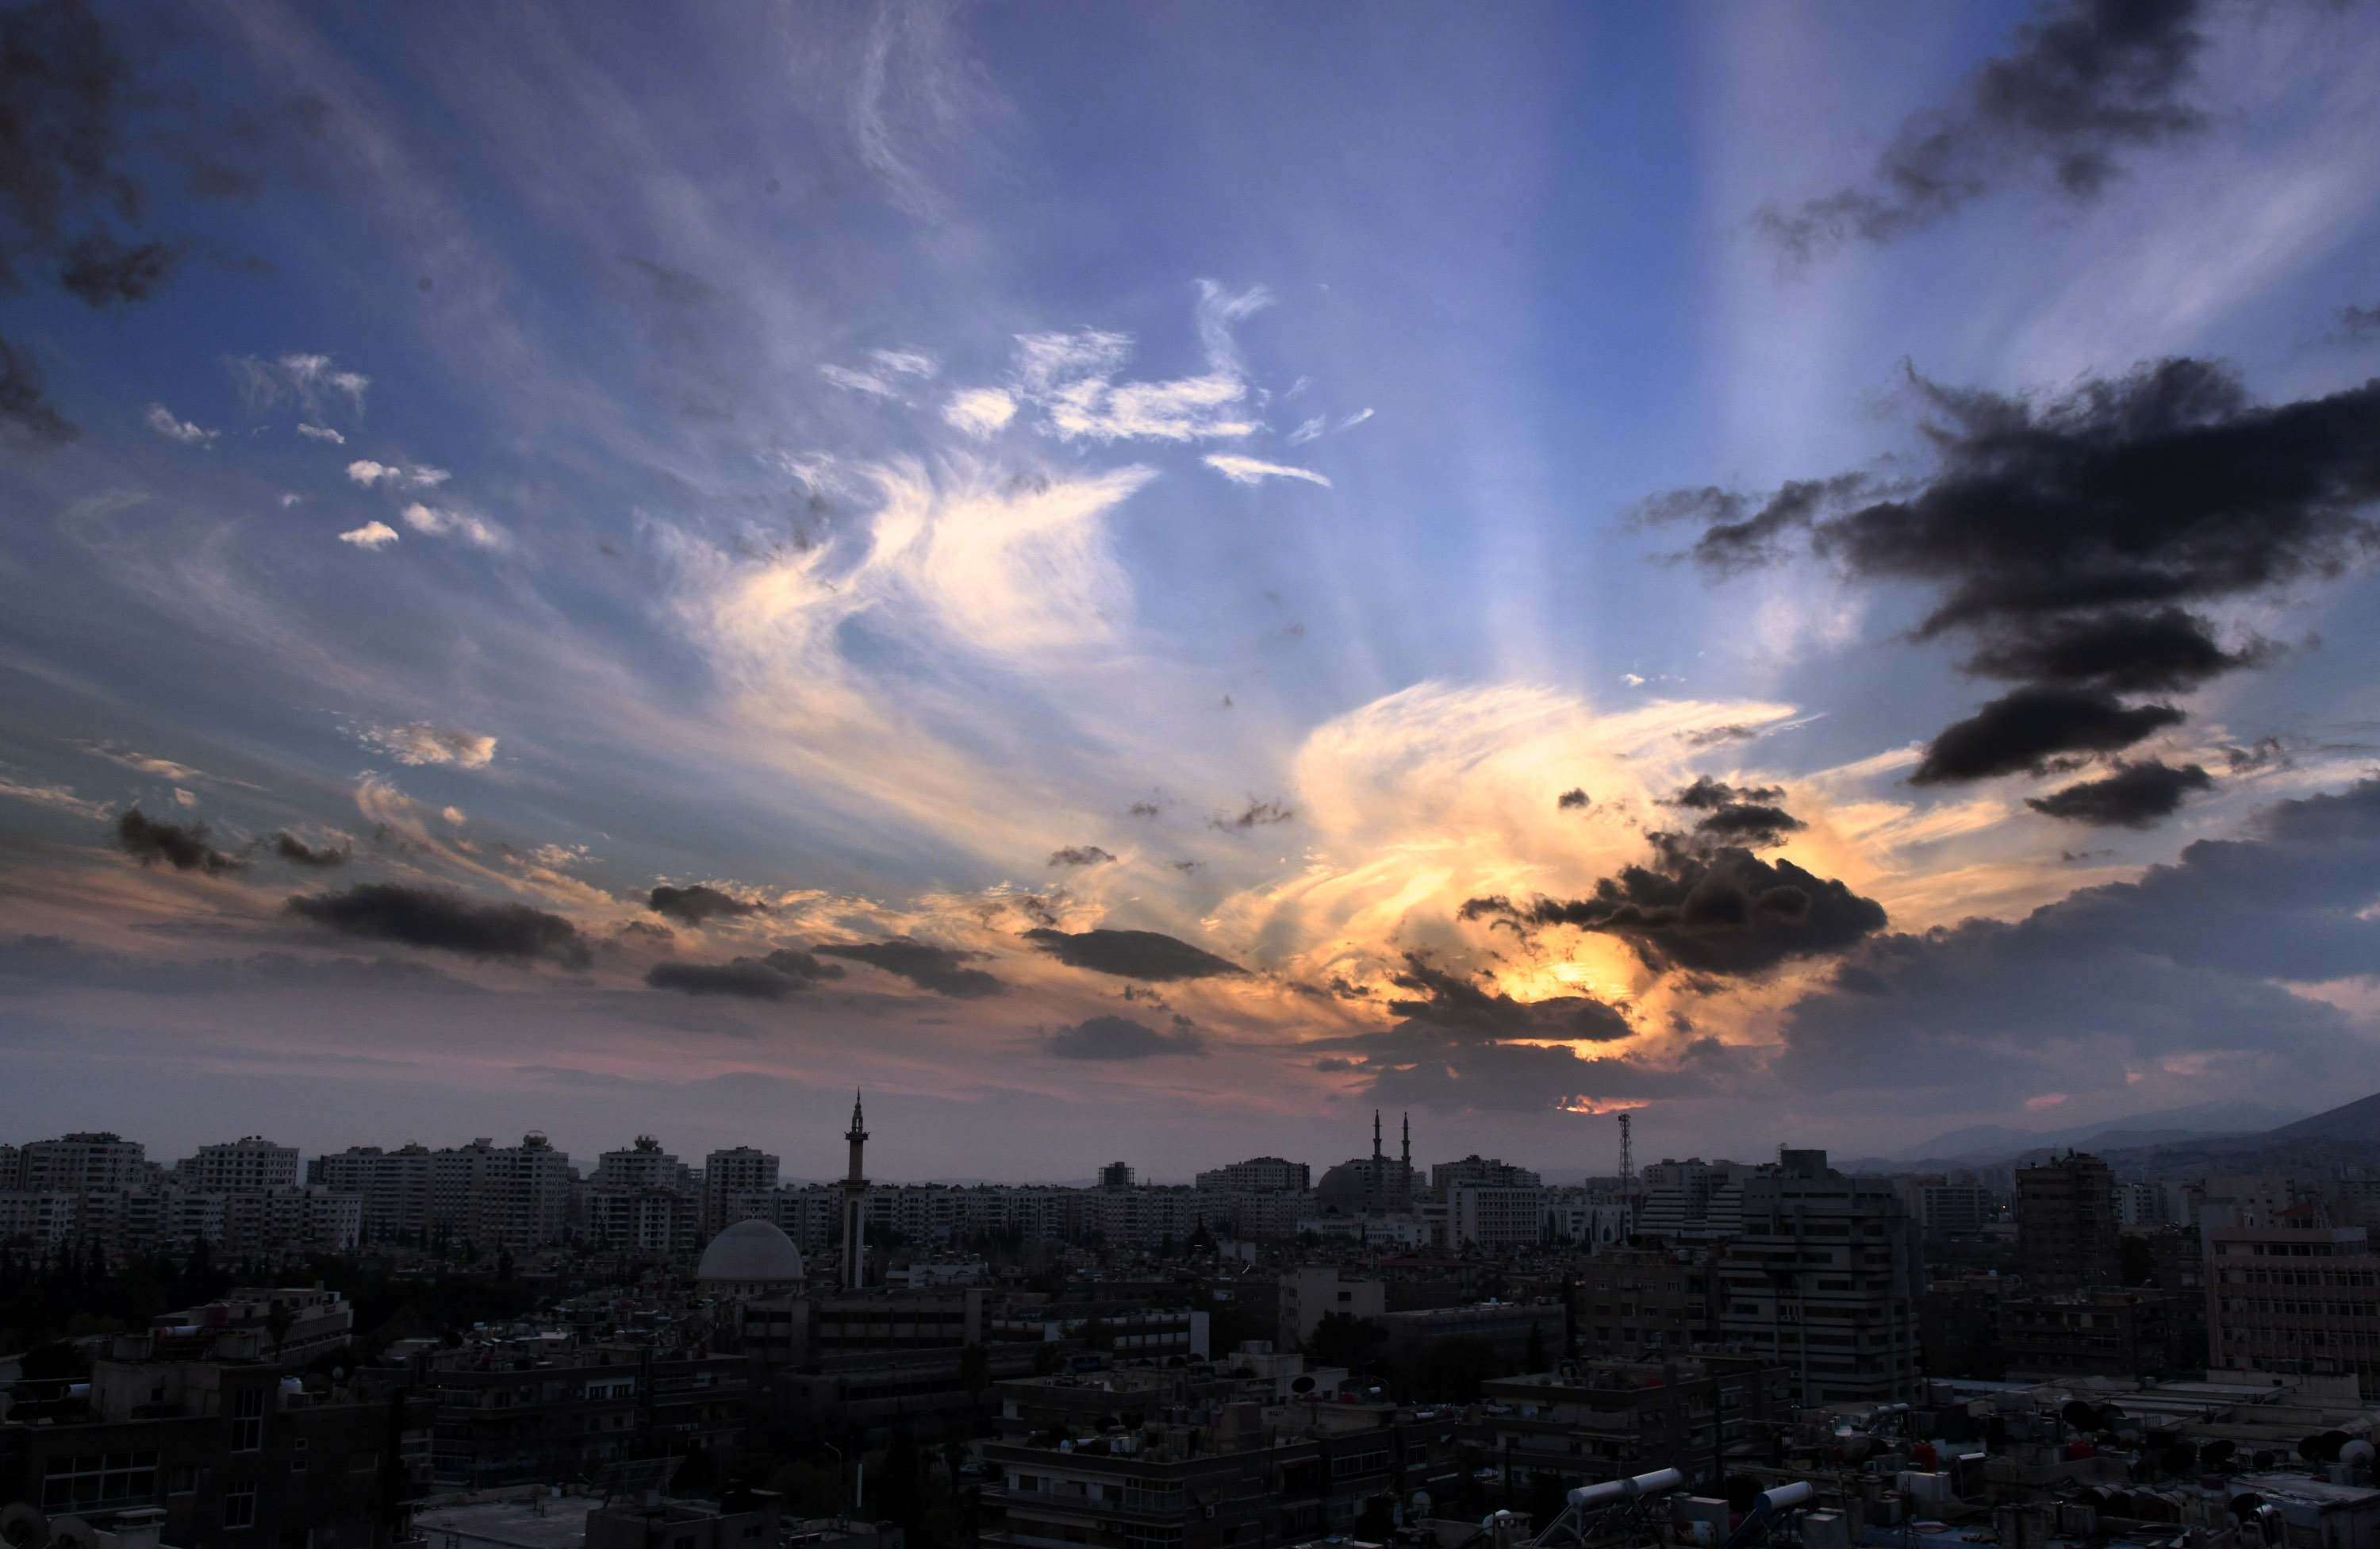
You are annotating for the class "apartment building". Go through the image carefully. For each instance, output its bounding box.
[1718,1149,1923,1405]
[2205,1217,2380,1390]
[2016,1152,2121,1292]
[175,1137,300,1193]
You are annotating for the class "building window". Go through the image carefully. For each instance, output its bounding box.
[42,1452,161,1511]
[232,1388,266,1451]
[224,1482,258,1529]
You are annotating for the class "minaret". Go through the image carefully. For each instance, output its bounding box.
[1400,1112,1412,1211]
[1374,1109,1386,1214]
[843,1090,869,1290]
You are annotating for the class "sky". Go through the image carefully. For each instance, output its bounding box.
[4,0,2380,1185]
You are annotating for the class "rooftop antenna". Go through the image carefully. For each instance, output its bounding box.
[1618,1112,1633,1192]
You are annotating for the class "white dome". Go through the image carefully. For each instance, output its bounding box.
[697,1218,804,1288]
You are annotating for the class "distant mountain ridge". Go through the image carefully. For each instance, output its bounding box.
[1891,1099,2307,1166]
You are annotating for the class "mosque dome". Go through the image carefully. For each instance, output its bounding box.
[697,1217,804,1293]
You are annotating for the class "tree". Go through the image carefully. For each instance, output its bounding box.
[1307,1312,1388,1374]
[1410,1336,1499,1404]
[958,1342,989,1402]
[2120,1232,2156,1287]
[1523,1318,1548,1373]
[265,1301,296,1359]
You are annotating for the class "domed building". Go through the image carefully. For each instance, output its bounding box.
[697,1217,804,1299]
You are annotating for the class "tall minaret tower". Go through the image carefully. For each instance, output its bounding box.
[1368,1109,1384,1214]
[1400,1112,1412,1210]
[842,1090,869,1290]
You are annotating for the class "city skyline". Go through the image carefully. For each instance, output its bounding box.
[5,2,2380,1175]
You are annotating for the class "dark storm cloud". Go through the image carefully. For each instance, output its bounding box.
[813,937,1002,997]
[2025,759,2213,826]
[56,230,177,304]
[1305,955,1729,1115]
[1047,845,1115,867]
[1666,359,2380,816]
[1384,955,1633,1043]
[272,832,347,867]
[114,809,246,875]
[285,883,590,967]
[1758,0,2210,259]
[644,948,842,1001]
[1679,723,1760,748]
[1022,927,1248,982]
[1773,778,2380,1111]
[2336,304,2380,344]
[0,0,210,439]
[1912,686,2186,783]
[1464,838,1887,978]
[1214,798,1293,830]
[0,336,74,444]
[647,883,764,925]
[1681,362,2380,629]
[0,933,467,994]
[1046,1013,1208,1061]
[1557,787,1590,810]
[1665,776,1806,848]
[1959,606,2264,692]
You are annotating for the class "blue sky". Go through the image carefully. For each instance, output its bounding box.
[4,0,2380,1181]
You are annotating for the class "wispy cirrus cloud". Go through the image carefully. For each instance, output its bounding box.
[1204,454,1330,487]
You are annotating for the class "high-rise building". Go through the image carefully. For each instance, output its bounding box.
[1718,1149,1923,1405]
[1193,1157,1310,1193]
[177,1136,301,1193]
[1098,1161,1134,1190]
[20,1132,154,1193]
[2205,1215,2380,1388]
[2016,1151,2120,1292]
[1638,1157,1749,1241]
[702,1147,779,1236]
[309,1143,435,1244]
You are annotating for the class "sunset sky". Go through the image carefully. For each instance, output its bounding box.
[5,0,2380,1182]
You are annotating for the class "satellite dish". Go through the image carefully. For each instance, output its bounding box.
[2341,1440,2375,1469]
[2062,1401,2100,1432]
[46,1519,98,1549]
[0,1504,51,1549]
[1292,1376,1315,1393]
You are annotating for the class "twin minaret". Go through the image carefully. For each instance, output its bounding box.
[842,1089,869,1290]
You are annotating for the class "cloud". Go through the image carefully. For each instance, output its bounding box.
[1665,776,1808,849]
[1776,778,2380,1112]
[0,771,108,818]
[647,883,765,925]
[820,362,902,399]
[1557,788,1590,810]
[1757,0,2212,259]
[0,0,204,441]
[364,724,497,768]
[942,386,1016,437]
[1669,359,2380,815]
[1464,825,1888,978]
[1912,686,2184,783]
[144,404,217,445]
[114,809,247,875]
[1046,1013,1207,1060]
[400,502,505,548]
[1214,798,1294,831]
[813,936,1002,997]
[870,348,935,379]
[2340,304,2380,343]
[1960,605,2268,693]
[645,948,842,1001]
[1022,927,1249,982]
[347,459,448,487]
[1203,454,1330,487]
[1286,417,1326,445]
[1046,845,1115,867]
[228,353,370,418]
[2025,759,2213,827]
[296,422,345,444]
[1303,954,1676,1114]
[996,286,1272,444]
[273,832,348,867]
[60,233,178,306]
[338,521,399,548]
[285,882,589,966]
[0,338,75,446]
